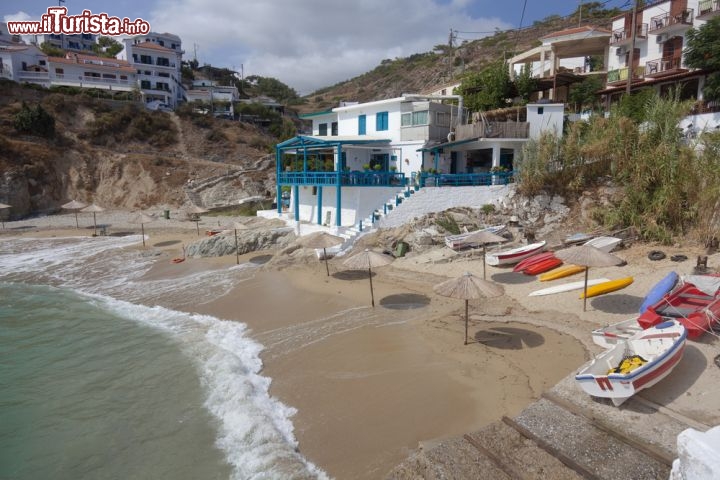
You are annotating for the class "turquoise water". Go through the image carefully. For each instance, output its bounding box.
[0,236,328,479]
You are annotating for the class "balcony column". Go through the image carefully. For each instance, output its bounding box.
[293,185,300,222]
[433,151,440,172]
[317,186,323,225]
[336,144,342,227]
[276,147,282,215]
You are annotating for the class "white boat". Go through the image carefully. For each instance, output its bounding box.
[444,225,507,250]
[486,241,546,266]
[583,235,622,253]
[591,318,644,349]
[575,320,687,406]
[528,278,611,297]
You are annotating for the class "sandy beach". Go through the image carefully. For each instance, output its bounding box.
[3,210,719,479]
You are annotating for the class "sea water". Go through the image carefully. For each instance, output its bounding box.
[0,235,328,480]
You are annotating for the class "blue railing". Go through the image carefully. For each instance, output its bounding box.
[418,171,515,187]
[278,171,407,187]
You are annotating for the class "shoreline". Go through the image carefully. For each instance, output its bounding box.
[2,213,719,479]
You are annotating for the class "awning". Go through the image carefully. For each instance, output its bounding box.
[276,135,391,152]
[417,137,479,153]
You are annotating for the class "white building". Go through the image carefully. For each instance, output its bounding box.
[47,53,136,91]
[35,33,96,53]
[185,79,239,117]
[0,43,49,84]
[124,32,184,107]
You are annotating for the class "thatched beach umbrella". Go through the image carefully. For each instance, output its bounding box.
[232,221,249,265]
[343,249,393,307]
[463,229,508,279]
[81,204,105,236]
[298,231,345,276]
[187,205,208,236]
[555,245,624,312]
[0,203,10,229]
[132,213,155,247]
[433,271,504,345]
[61,200,87,228]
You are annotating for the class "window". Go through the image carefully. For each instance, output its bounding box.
[436,112,450,127]
[376,111,389,131]
[140,55,152,65]
[318,123,328,135]
[358,114,366,135]
[39,60,46,66]
[331,122,338,136]
[401,110,429,127]
[537,107,544,115]
[55,68,64,75]
[141,80,151,89]
[157,57,170,67]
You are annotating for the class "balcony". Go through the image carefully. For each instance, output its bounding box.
[607,66,645,84]
[277,171,407,187]
[648,9,694,34]
[610,24,648,46]
[454,121,529,142]
[418,171,514,187]
[644,57,686,77]
[697,0,720,19]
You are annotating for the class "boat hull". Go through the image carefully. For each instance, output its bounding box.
[486,241,546,266]
[529,278,611,297]
[575,320,687,406]
[638,281,720,339]
[583,236,622,253]
[513,251,555,273]
[580,277,634,299]
[444,225,507,250]
[639,271,679,314]
[591,318,644,349]
[522,256,562,275]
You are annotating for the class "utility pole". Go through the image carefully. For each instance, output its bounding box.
[626,0,639,96]
[578,0,583,26]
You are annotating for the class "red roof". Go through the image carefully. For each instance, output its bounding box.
[48,54,136,74]
[131,41,174,53]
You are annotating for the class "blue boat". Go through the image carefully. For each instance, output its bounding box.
[639,271,679,314]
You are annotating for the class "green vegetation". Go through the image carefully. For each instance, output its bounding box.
[14,102,55,138]
[457,61,512,112]
[435,213,461,235]
[92,37,123,58]
[516,90,720,244]
[81,103,177,147]
[685,16,720,101]
[39,42,65,57]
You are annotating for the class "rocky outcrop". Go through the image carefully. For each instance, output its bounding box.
[186,224,295,257]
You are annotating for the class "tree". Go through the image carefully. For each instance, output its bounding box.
[92,36,123,58]
[512,64,537,105]
[568,76,604,113]
[685,16,720,101]
[14,102,55,138]
[39,42,65,57]
[457,61,512,112]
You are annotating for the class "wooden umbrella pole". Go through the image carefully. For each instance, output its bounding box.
[323,248,330,276]
[93,212,97,236]
[464,299,469,345]
[482,245,487,280]
[75,211,79,229]
[141,223,146,247]
[368,265,375,307]
[235,229,239,265]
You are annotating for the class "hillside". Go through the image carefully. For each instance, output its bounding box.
[0,80,280,218]
[298,4,621,113]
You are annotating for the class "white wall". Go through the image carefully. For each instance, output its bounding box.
[527,103,564,138]
[335,98,402,142]
[294,185,405,226]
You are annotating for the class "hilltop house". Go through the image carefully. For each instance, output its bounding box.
[275,95,563,228]
[123,32,185,107]
[185,80,239,117]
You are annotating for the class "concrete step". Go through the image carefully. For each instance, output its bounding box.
[464,421,584,479]
[513,398,670,480]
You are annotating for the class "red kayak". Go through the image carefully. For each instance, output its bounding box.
[523,256,563,276]
[513,251,555,273]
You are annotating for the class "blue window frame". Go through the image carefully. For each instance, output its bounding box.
[376,111,389,131]
[358,115,366,135]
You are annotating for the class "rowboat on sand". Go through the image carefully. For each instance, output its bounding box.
[575,320,687,406]
[486,241,546,266]
[522,255,563,276]
[444,225,507,250]
[638,275,720,339]
[528,278,611,297]
[583,235,622,253]
[591,318,645,349]
[539,264,586,282]
[579,276,634,299]
[639,271,679,314]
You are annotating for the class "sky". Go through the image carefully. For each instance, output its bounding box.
[3,0,631,95]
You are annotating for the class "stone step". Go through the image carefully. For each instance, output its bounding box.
[513,398,670,480]
[465,421,585,480]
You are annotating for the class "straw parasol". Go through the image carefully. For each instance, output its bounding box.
[81,204,105,236]
[0,202,10,229]
[132,213,155,247]
[463,229,508,279]
[232,221,249,265]
[555,245,625,311]
[343,249,394,307]
[298,231,345,276]
[61,200,87,228]
[186,205,208,236]
[433,271,504,345]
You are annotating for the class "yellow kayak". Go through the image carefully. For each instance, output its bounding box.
[539,264,586,282]
[580,277,634,299]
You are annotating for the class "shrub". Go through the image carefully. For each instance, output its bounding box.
[13,102,55,138]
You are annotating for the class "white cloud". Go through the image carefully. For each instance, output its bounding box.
[149,0,511,94]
